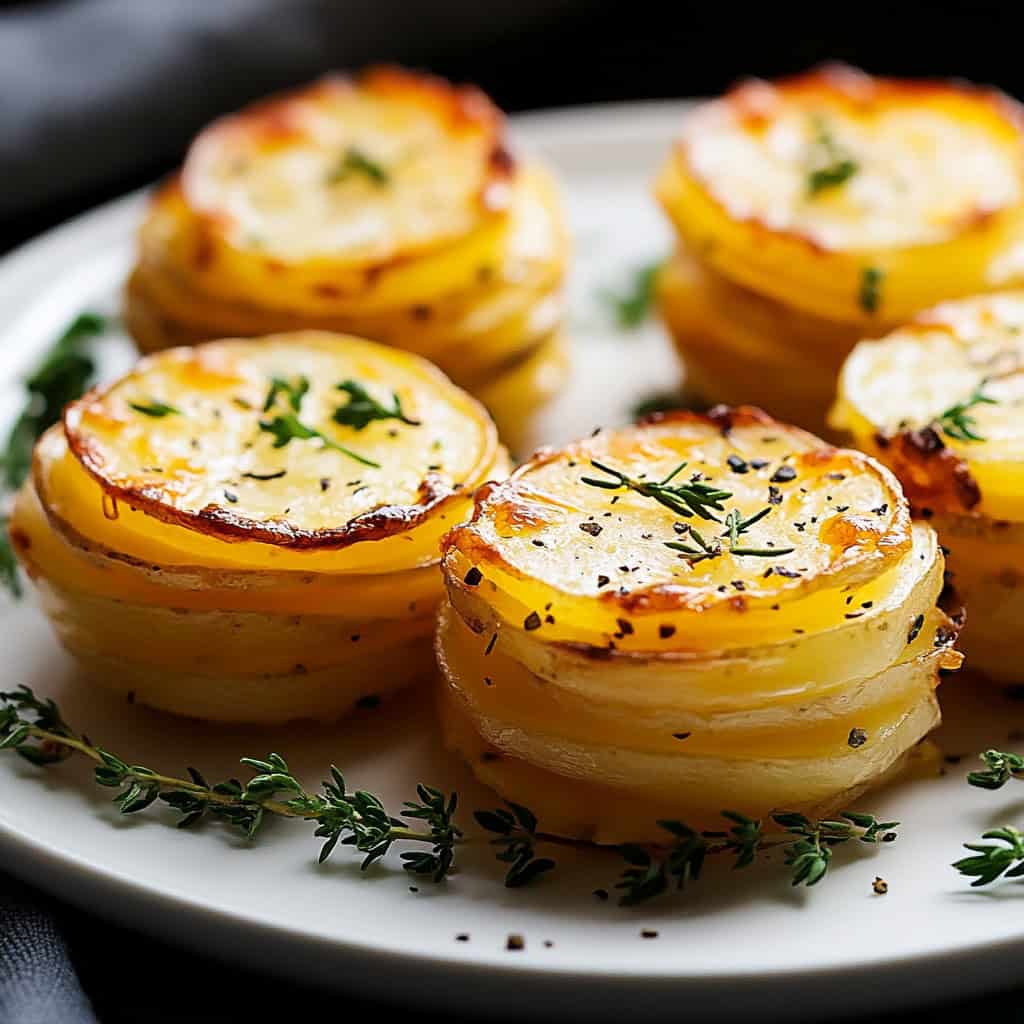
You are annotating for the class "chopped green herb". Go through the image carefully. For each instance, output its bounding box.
[326,146,389,187]
[602,262,662,328]
[263,375,309,413]
[334,379,419,430]
[259,412,380,468]
[935,381,997,443]
[858,266,884,314]
[0,519,20,598]
[807,118,859,196]
[129,399,180,418]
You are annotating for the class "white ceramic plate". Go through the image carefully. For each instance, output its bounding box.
[2,101,1024,1021]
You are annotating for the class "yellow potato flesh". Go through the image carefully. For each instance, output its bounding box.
[176,71,512,296]
[833,292,1024,521]
[657,247,870,432]
[60,333,501,570]
[444,415,912,651]
[656,72,1024,325]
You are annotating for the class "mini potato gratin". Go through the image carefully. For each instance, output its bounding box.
[437,408,962,843]
[8,332,506,723]
[655,65,1024,431]
[123,67,569,448]
[832,292,1024,685]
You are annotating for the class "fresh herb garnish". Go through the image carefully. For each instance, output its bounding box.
[260,375,378,468]
[0,685,459,881]
[807,118,859,196]
[858,266,884,315]
[263,375,309,413]
[129,399,180,418]
[259,413,380,468]
[326,146,390,187]
[935,381,997,443]
[0,519,20,598]
[615,810,898,905]
[2,312,107,491]
[630,392,691,421]
[582,459,732,522]
[334,380,420,430]
[953,750,1024,886]
[474,802,557,887]
[602,262,662,328]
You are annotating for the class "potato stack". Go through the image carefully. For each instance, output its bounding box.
[123,68,569,446]
[437,408,961,843]
[10,332,506,723]
[832,293,1024,685]
[655,65,1024,432]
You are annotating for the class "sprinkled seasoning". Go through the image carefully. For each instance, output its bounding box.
[523,611,542,631]
[506,934,525,951]
[859,266,884,314]
[464,567,483,587]
[770,465,796,484]
[659,624,676,639]
[848,728,868,748]
[872,876,889,895]
[907,614,925,644]
[579,521,603,537]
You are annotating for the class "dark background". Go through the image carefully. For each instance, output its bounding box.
[3,0,1024,1021]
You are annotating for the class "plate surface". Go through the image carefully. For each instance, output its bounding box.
[1,101,1023,1021]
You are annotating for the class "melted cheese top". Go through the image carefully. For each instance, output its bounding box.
[839,293,1024,465]
[445,409,910,616]
[181,68,513,265]
[679,67,1024,252]
[63,332,498,550]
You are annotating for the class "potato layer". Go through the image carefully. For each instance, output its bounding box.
[832,292,1024,684]
[437,408,961,842]
[10,332,507,722]
[123,68,570,447]
[655,65,1024,432]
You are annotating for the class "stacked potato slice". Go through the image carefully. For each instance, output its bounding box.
[9,332,506,723]
[123,68,569,446]
[655,65,1024,431]
[832,293,1024,685]
[437,408,961,843]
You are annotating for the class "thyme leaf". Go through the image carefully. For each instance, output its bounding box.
[807,118,859,196]
[326,146,389,187]
[334,379,420,430]
[475,801,557,887]
[614,810,897,905]
[129,399,180,418]
[2,312,107,491]
[935,381,997,443]
[602,262,662,328]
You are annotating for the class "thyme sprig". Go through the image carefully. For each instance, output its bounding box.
[582,459,732,522]
[474,802,556,888]
[334,379,420,431]
[1,312,109,597]
[0,685,460,880]
[954,750,1024,886]
[935,381,997,443]
[954,828,1024,887]
[260,374,379,468]
[615,811,898,905]
[1,312,107,491]
[601,262,662,328]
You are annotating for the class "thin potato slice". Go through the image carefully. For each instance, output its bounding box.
[833,292,1024,520]
[64,333,499,552]
[657,65,1024,324]
[443,408,911,649]
[182,68,512,270]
